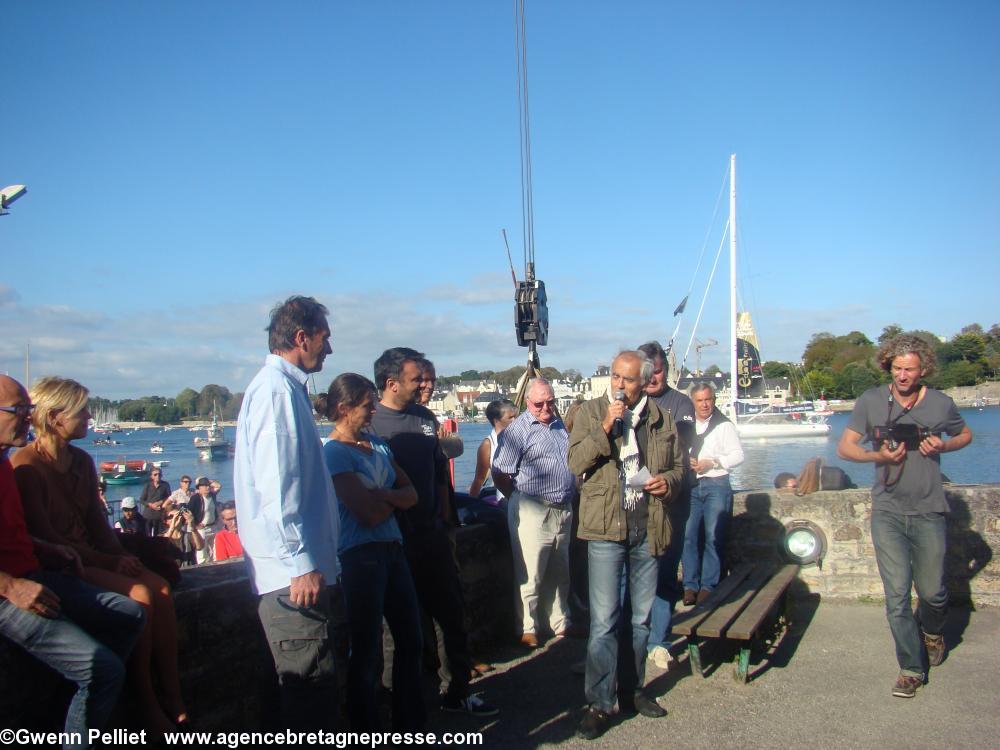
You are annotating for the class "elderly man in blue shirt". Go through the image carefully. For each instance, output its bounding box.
[233,295,340,731]
[492,378,577,649]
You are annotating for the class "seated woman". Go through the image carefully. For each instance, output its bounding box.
[467,398,517,503]
[316,373,425,731]
[12,377,188,734]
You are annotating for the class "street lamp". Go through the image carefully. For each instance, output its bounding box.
[1,184,27,216]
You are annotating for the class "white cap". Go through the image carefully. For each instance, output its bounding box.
[120,497,137,509]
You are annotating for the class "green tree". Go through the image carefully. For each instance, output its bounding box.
[938,360,980,387]
[459,370,481,381]
[117,400,147,422]
[950,332,987,364]
[175,388,199,418]
[878,324,903,345]
[147,403,181,425]
[197,385,232,417]
[801,368,836,400]
[834,362,881,399]
[762,361,793,379]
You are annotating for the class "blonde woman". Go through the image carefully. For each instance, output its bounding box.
[12,377,188,734]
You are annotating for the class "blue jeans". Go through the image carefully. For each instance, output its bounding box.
[682,476,733,593]
[870,510,948,678]
[0,571,145,749]
[648,495,689,651]
[585,533,658,712]
[340,541,425,731]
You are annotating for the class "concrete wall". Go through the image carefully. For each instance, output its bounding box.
[728,484,999,607]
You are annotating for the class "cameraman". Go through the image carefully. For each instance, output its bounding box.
[837,333,972,699]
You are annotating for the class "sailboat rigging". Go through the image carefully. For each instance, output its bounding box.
[689,155,831,439]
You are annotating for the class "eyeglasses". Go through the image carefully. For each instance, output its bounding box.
[0,404,34,418]
[529,400,556,409]
[181,479,191,484]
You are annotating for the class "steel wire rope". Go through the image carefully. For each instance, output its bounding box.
[514,0,536,276]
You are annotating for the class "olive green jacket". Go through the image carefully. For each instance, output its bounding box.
[567,395,683,555]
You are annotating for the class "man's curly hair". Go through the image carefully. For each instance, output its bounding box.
[876,333,938,377]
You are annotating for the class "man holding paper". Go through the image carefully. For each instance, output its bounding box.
[567,350,684,740]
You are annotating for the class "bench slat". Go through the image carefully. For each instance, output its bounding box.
[697,565,775,638]
[726,564,800,641]
[671,565,754,636]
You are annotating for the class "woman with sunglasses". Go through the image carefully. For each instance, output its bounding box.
[316,373,425,731]
[12,377,188,734]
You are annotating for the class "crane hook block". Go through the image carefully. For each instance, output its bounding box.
[514,278,548,347]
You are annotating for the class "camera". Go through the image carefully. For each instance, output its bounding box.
[872,423,931,451]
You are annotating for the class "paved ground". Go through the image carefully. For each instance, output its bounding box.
[428,598,999,749]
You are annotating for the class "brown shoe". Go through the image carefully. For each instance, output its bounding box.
[892,674,922,698]
[696,589,712,605]
[683,589,697,606]
[923,633,945,667]
[519,632,539,649]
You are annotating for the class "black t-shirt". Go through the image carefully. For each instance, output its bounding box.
[651,386,695,488]
[370,402,448,537]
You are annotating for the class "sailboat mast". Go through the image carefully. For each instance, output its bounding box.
[728,154,737,417]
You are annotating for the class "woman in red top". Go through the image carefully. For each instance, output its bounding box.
[12,377,188,734]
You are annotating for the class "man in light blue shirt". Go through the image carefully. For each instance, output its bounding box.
[492,378,577,648]
[234,295,339,730]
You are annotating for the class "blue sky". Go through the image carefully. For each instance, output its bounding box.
[2,1,998,399]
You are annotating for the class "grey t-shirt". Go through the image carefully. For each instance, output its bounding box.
[847,385,966,514]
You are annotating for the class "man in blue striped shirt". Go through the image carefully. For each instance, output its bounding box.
[492,378,577,648]
[234,295,340,731]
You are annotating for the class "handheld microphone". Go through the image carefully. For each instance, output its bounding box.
[612,390,625,438]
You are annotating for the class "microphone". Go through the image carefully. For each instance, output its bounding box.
[612,390,625,438]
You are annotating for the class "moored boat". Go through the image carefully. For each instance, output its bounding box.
[193,407,231,461]
[99,459,151,485]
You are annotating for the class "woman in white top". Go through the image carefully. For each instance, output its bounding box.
[468,399,517,500]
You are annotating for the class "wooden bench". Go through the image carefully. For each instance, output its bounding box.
[671,562,800,683]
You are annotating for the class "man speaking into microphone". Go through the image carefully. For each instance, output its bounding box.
[568,350,683,739]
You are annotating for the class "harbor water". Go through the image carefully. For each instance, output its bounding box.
[90,407,1000,519]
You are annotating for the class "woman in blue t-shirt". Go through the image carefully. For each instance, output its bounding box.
[317,373,425,731]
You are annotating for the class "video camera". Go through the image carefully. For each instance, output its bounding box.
[872,423,931,451]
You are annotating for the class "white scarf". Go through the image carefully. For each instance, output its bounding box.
[607,390,648,510]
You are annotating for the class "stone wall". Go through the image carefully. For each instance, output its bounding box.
[728,484,999,607]
[0,522,513,732]
[3,485,996,731]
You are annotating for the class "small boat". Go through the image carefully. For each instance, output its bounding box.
[193,406,231,461]
[93,438,120,446]
[99,459,151,485]
[150,442,165,453]
[151,459,171,469]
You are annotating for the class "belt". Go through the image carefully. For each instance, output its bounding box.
[514,490,571,509]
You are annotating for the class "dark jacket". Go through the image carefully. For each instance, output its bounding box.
[568,395,683,555]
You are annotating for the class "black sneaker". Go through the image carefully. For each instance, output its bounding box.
[577,707,610,741]
[441,692,499,717]
[633,692,667,718]
[923,632,946,667]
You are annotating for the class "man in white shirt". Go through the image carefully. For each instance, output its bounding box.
[233,295,340,731]
[682,382,744,605]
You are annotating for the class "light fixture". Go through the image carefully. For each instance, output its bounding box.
[1,184,27,216]
[782,519,827,567]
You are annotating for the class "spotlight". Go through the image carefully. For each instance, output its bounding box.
[782,520,826,567]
